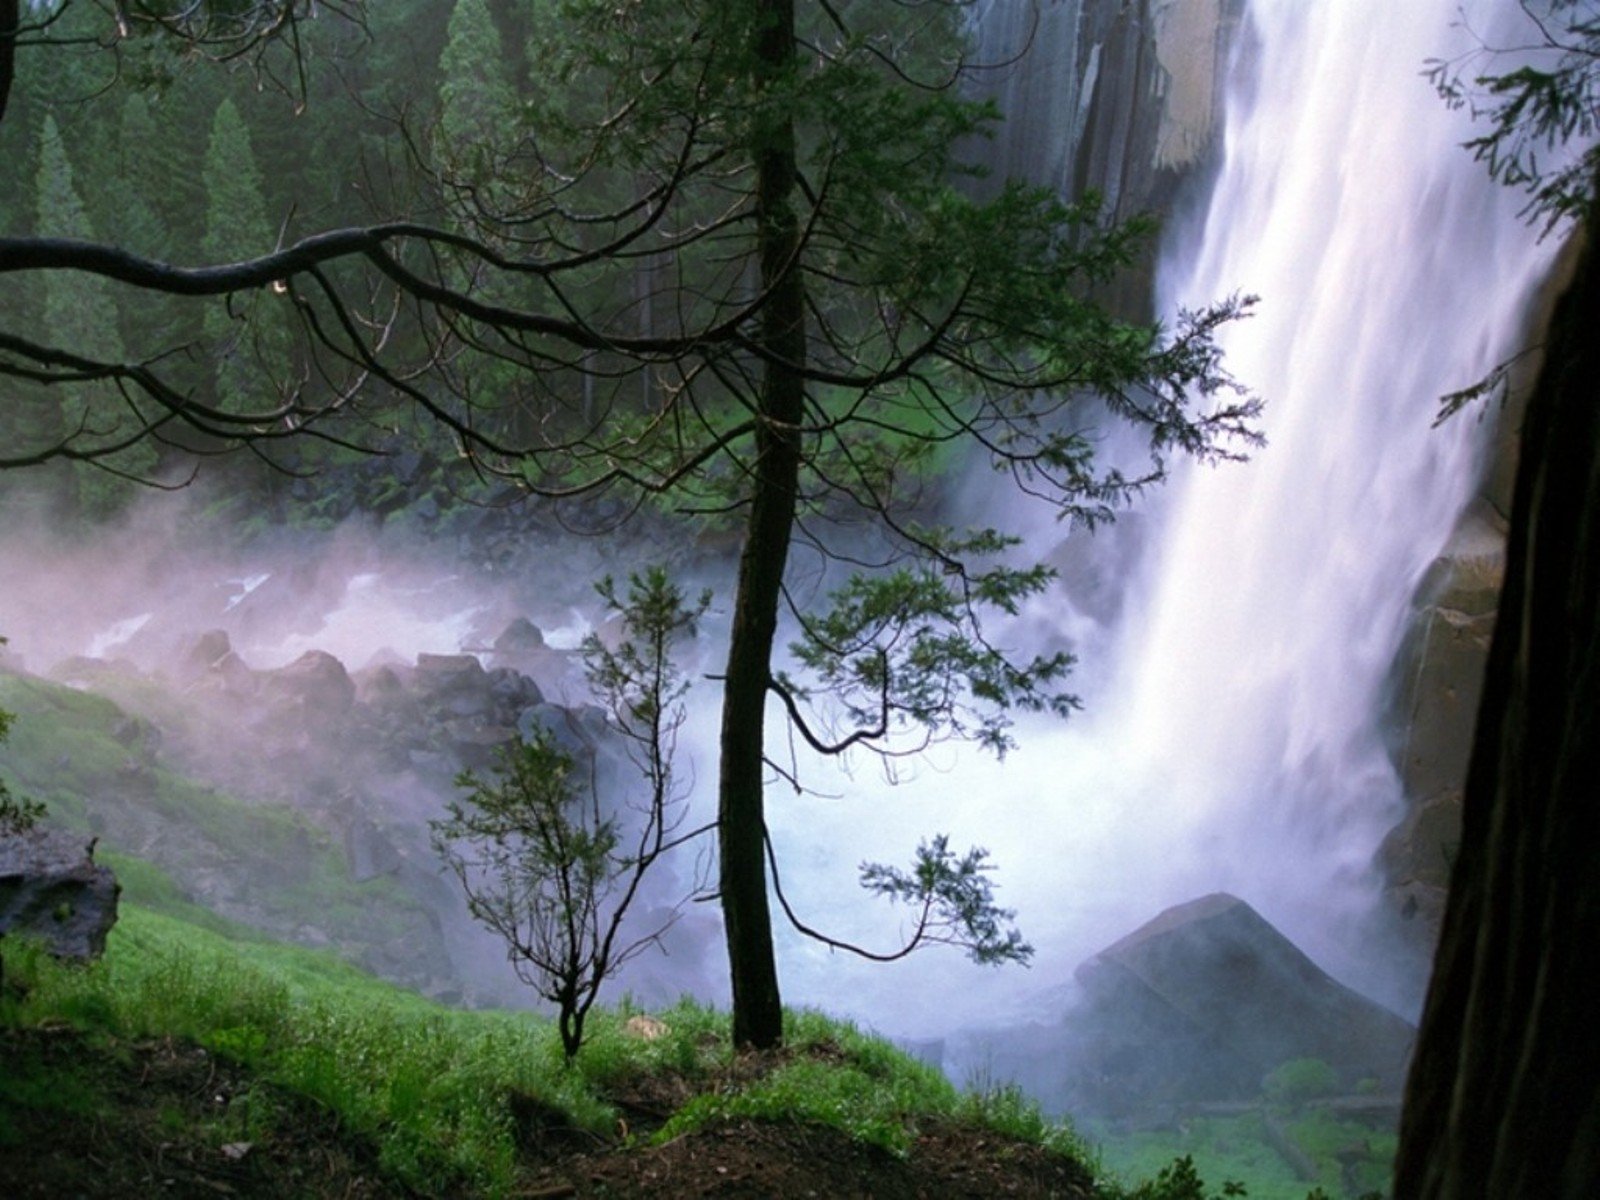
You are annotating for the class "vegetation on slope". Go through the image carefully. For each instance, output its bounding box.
[1,905,1106,1197]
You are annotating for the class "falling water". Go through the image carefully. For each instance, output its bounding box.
[762,0,1565,1036]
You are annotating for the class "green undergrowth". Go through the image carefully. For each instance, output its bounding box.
[657,1005,1092,1159]
[1,903,1097,1197]
[1092,1108,1395,1200]
[0,670,439,980]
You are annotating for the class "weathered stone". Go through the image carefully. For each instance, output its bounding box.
[0,826,120,959]
[493,617,546,654]
[970,0,1243,223]
[415,653,485,683]
[262,650,356,717]
[1063,894,1415,1110]
[184,629,233,676]
[1394,607,1495,804]
[344,816,403,883]
[1417,507,1507,619]
[1382,794,1464,890]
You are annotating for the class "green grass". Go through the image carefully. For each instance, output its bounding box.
[0,670,442,980]
[1091,1108,1394,1200]
[2,900,1097,1197]
[3,907,579,1194]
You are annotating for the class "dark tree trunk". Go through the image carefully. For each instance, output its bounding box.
[718,0,804,1050]
[1394,213,1600,1197]
[1,0,17,127]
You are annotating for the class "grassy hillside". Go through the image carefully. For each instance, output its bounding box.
[1,666,1387,1197]
[0,669,451,987]
[1,904,1116,1198]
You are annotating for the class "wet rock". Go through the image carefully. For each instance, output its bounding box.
[0,826,120,959]
[1061,894,1414,1112]
[184,629,234,677]
[1380,506,1503,944]
[344,815,403,883]
[493,617,546,654]
[261,650,356,718]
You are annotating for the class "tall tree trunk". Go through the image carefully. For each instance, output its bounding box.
[719,0,804,1050]
[1394,210,1600,1197]
[1,0,17,127]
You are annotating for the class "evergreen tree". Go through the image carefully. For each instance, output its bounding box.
[436,0,516,188]
[200,97,291,411]
[31,114,152,517]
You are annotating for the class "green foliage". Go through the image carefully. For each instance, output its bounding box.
[201,97,292,410]
[436,0,518,186]
[859,834,1032,965]
[788,544,1076,758]
[1108,1154,1248,1200]
[29,114,155,516]
[434,566,706,1058]
[1261,1058,1339,1109]
[1429,0,1600,233]
[1,908,573,1194]
[658,1006,1089,1159]
[3,909,1092,1193]
[0,701,44,835]
[0,670,436,976]
[1093,1103,1398,1200]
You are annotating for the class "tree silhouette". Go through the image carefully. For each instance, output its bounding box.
[0,0,1257,1047]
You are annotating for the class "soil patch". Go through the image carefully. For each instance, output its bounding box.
[0,1026,393,1199]
[1,1028,1097,1198]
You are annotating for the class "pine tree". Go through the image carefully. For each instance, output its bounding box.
[32,114,152,517]
[200,97,291,411]
[436,0,517,196]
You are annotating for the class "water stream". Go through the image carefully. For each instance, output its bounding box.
[762,0,1563,1039]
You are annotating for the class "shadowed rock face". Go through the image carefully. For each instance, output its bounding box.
[0,826,119,959]
[1067,893,1415,1111]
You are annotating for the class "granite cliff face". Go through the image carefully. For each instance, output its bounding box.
[969,0,1245,228]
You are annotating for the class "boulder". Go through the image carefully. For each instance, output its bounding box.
[0,826,120,959]
[493,617,546,654]
[261,650,357,720]
[343,815,403,883]
[184,629,234,677]
[1066,894,1414,1110]
[413,653,492,719]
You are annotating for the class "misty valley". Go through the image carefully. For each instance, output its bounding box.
[3,0,1596,1198]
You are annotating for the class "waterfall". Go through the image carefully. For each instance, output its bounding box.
[766,0,1563,1037]
[1108,0,1561,1003]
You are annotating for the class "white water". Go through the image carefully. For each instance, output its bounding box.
[759,0,1564,1037]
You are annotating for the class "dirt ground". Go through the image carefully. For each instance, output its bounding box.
[0,1028,1097,1199]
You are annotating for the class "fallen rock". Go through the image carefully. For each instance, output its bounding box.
[261,650,357,718]
[1064,893,1415,1112]
[0,826,120,959]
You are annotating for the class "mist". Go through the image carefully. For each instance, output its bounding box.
[0,0,1570,1128]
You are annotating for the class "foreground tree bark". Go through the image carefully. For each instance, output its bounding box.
[1394,200,1600,1196]
[718,0,804,1050]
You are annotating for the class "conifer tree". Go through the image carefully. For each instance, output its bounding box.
[31,114,152,516]
[436,0,516,191]
[201,97,291,411]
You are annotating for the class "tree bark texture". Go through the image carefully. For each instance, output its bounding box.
[1,0,17,127]
[1394,214,1600,1197]
[718,0,804,1050]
